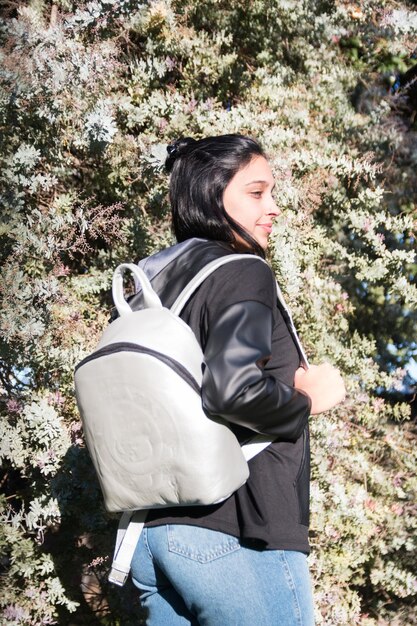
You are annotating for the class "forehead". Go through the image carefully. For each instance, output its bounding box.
[233,156,273,185]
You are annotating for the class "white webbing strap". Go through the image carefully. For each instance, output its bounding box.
[274,280,309,368]
[109,510,148,586]
[109,255,309,586]
[241,434,275,460]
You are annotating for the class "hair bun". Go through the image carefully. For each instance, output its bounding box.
[165,137,197,173]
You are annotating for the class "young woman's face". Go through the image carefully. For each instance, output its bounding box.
[223,156,279,250]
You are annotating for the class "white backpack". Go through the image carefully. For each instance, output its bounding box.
[74,255,307,585]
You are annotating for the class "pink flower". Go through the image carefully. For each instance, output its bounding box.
[7,398,22,413]
[53,263,70,276]
[70,421,84,445]
[364,498,376,511]
[47,391,65,406]
[391,503,404,515]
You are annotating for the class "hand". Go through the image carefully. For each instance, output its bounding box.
[294,363,346,415]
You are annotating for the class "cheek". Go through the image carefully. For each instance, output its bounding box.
[223,188,237,219]
[224,195,255,225]
[223,201,239,224]
[231,208,254,231]
[225,203,240,221]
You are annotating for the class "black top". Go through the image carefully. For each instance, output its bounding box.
[142,241,311,553]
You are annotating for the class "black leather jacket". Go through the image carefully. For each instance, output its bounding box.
[130,238,311,442]
[133,238,312,545]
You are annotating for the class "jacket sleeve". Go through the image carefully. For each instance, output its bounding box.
[201,300,311,442]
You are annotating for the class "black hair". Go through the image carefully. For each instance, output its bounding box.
[165,134,266,257]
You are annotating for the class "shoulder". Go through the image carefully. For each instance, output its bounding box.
[201,255,277,313]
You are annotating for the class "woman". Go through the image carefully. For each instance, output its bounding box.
[130,134,345,625]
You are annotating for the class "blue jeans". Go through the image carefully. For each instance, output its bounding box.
[131,524,315,625]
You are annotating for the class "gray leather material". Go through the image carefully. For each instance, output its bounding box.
[202,300,310,441]
[75,347,249,512]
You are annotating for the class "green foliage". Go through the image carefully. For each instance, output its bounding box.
[0,1,416,624]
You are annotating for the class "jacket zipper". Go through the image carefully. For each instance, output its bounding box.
[75,342,201,395]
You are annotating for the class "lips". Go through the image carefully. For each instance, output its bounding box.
[257,223,273,233]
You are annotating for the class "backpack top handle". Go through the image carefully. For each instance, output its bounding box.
[112,263,163,316]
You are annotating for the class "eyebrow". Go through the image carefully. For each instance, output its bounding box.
[245,180,276,190]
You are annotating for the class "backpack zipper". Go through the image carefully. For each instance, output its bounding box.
[75,342,201,395]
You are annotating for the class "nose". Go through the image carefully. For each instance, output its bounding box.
[267,198,280,217]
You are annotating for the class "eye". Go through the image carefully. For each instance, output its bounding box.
[250,191,262,198]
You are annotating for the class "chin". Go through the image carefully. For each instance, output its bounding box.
[256,238,269,251]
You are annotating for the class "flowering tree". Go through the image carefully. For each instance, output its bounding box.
[0,1,416,624]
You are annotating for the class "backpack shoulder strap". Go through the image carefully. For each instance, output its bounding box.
[170,254,266,316]
[171,251,309,451]
[170,254,276,459]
